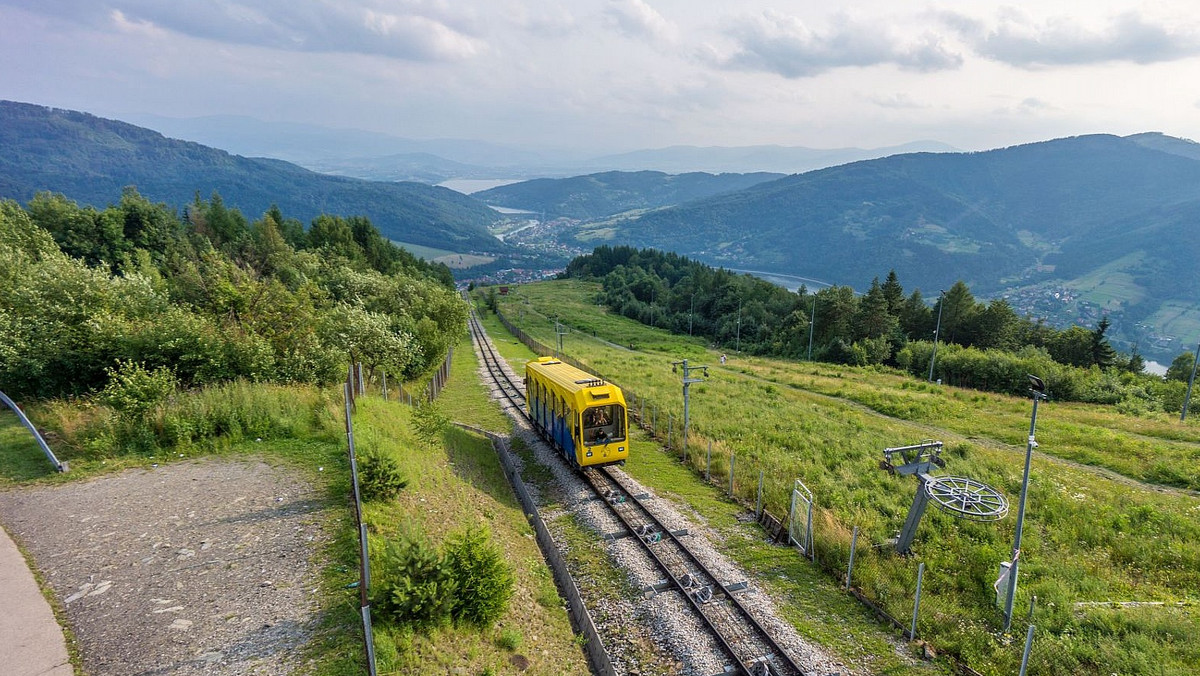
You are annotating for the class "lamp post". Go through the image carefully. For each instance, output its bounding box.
[807,294,817,361]
[673,359,708,453]
[1004,374,1047,631]
[928,289,946,382]
[736,303,742,352]
[1182,340,1199,422]
[554,319,567,358]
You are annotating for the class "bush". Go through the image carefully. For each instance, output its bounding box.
[372,534,457,630]
[410,400,448,444]
[358,447,407,501]
[99,360,177,418]
[444,526,515,628]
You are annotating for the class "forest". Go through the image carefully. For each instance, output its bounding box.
[565,245,1197,411]
[0,188,465,402]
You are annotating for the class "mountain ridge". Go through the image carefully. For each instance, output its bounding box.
[0,100,504,251]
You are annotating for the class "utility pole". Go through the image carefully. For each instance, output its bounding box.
[1004,374,1047,631]
[673,359,709,454]
[928,289,946,382]
[555,319,568,358]
[736,302,742,352]
[807,294,817,361]
[1183,340,1200,421]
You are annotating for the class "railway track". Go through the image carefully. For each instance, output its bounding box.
[468,310,810,676]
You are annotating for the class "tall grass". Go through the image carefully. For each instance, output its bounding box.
[31,381,344,466]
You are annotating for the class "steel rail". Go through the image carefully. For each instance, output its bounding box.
[468,309,806,676]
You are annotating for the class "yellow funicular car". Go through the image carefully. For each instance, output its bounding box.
[525,357,628,468]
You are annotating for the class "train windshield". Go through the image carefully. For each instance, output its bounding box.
[583,404,625,445]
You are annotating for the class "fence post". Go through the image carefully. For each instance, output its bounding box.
[729,452,735,497]
[911,562,925,641]
[706,441,712,482]
[667,414,672,448]
[756,469,764,517]
[846,526,858,590]
[1019,624,1035,676]
[640,398,645,428]
[1029,595,1037,620]
[652,406,656,436]
[787,486,798,546]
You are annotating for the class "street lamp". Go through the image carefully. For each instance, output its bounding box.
[672,359,708,453]
[928,289,946,382]
[1182,340,1199,422]
[807,294,817,361]
[1003,374,1047,631]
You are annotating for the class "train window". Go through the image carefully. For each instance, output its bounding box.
[582,404,625,445]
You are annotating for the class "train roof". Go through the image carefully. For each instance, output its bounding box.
[526,357,615,395]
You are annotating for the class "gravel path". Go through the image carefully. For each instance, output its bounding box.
[0,458,331,676]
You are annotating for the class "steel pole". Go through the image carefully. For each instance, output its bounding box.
[807,295,817,361]
[1182,340,1199,421]
[928,290,945,382]
[1004,391,1043,630]
[682,360,690,453]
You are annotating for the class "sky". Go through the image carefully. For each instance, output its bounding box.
[3,0,1200,155]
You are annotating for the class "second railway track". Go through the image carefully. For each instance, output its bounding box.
[468,310,812,676]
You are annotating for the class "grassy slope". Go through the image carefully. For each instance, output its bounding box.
[1,342,588,676]
[474,308,943,675]
[489,280,1200,676]
[348,332,589,676]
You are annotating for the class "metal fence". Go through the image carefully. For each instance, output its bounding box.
[372,347,454,406]
[0,389,68,473]
[491,306,1089,675]
[343,366,378,676]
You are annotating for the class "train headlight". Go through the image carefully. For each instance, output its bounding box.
[618,447,625,452]
[586,450,593,458]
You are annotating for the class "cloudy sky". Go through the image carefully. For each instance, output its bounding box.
[2,0,1199,154]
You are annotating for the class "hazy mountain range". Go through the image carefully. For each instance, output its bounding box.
[3,100,1196,359]
[0,101,502,251]
[124,112,958,181]
[554,133,1200,358]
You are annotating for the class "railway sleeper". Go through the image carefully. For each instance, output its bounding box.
[603,527,689,541]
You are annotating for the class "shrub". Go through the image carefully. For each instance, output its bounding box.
[410,400,448,444]
[444,526,515,628]
[497,627,522,651]
[358,447,407,501]
[372,534,457,630]
[98,360,177,418]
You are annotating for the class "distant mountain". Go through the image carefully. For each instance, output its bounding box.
[0,101,503,251]
[473,170,786,220]
[125,113,561,168]
[568,134,1200,357]
[127,113,962,181]
[588,141,959,174]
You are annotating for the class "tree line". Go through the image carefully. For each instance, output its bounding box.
[564,246,1196,411]
[0,188,464,400]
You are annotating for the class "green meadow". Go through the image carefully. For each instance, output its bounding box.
[487,279,1200,676]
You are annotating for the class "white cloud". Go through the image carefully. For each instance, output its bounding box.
[604,0,679,46]
[709,10,962,78]
[870,93,929,110]
[4,0,485,61]
[944,9,1200,67]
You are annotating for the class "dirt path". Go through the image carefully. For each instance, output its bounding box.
[0,458,332,676]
